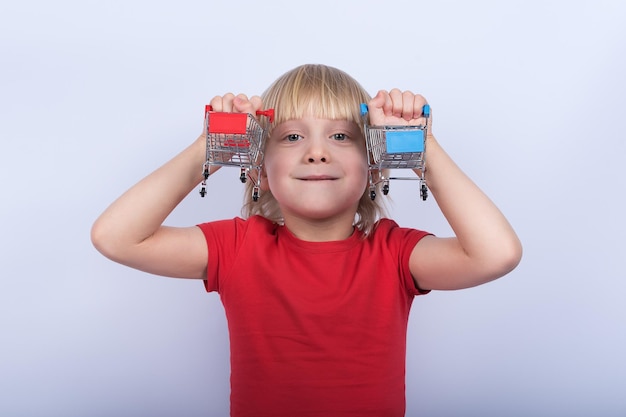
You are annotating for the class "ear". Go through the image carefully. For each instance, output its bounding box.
[259,164,270,191]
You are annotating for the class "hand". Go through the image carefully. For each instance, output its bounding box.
[204,93,266,174]
[367,89,431,130]
[209,93,263,115]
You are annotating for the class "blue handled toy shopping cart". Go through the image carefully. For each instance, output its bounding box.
[360,103,431,201]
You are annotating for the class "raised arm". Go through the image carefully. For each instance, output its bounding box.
[368,90,522,290]
[91,94,262,279]
[91,132,209,278]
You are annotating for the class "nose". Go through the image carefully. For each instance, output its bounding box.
[305,137,329,163]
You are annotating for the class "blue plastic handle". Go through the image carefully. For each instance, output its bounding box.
[360,103,431,118]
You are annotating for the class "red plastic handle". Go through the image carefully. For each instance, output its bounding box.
[255,109,274,123]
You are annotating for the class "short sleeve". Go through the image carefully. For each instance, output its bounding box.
[196,217,248,293]
[376,219,432,296]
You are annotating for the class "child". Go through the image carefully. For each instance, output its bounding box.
[91,64,522,417]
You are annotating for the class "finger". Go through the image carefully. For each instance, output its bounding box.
[368,90,392,115]
[221,93,236,112]
[249,95,264,113]
[367,90,391,125]
[368,90,387,111]
[401,90,415,121]
[209,95,224,111]
[381,90,393,116]
[232,94,252,113]
[389,88,404,118]
[412,94,427,118]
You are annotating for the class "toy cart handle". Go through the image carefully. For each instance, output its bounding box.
[256,109,274,123]
[205,105,274,123]
[360,103,431,118]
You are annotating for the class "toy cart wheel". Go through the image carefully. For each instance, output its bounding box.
[369,189,376,201]
[252,187,260,201]
[382,183,390,195]
[199,187,207,197]
[420,184,428,201]
[239,169,247,183]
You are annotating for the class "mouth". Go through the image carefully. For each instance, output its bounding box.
[298,175,338,181]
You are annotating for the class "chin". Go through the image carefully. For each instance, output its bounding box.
[291,202,359,220]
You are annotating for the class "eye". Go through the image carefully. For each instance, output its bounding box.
[285,134,302,142]
[332,133,347,141]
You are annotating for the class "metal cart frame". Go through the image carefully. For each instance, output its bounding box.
[199,105,274,201]
[360,103,431,201]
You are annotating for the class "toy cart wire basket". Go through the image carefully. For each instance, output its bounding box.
[199,105,274,201]
[360,103,431,201]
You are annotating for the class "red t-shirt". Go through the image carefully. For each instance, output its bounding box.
[198,215,430,417]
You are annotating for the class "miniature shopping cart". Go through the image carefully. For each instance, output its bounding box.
[360,103,431,201]
[199,105,274,201]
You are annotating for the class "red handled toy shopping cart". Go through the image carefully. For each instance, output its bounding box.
[199,105,274,201]
[360,103,431,201]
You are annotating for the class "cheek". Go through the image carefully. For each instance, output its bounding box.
[353,154,370,185]
[262,151,282,175]
[357,168,369,192]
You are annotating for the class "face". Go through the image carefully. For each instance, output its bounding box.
[262,116,369,225]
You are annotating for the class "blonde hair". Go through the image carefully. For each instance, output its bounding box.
[242,64,387,235]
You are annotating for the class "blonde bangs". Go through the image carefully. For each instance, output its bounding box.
[261,64,370,130]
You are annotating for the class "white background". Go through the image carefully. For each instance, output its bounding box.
[1,0,625,416]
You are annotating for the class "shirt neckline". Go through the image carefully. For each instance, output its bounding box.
[276,223,365,253]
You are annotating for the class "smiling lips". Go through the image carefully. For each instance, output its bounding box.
[298,175,338,181]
